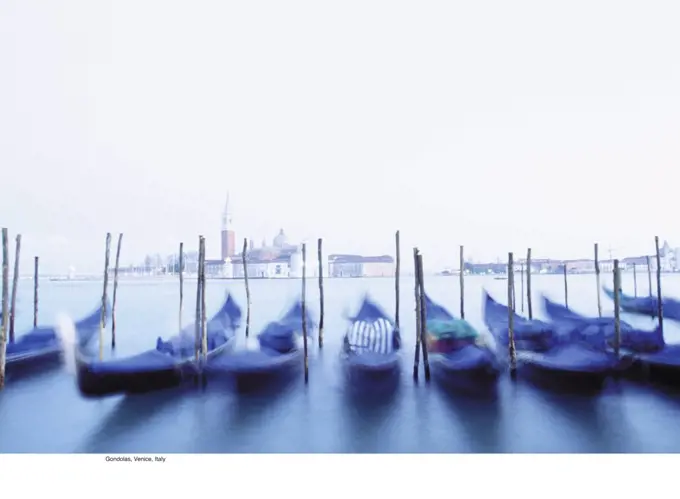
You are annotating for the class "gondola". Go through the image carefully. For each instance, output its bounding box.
[603,286,680,321]
[341,295,401,387]
[553,294,680,385]
[541,295,664,353]
[423,294,499,392]
[483,291,556,352]
[484,291,622,391]
[73,293,242,397]
[204,299,316,391]
[6,301,109,376]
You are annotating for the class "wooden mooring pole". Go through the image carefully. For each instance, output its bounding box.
[511,266,516,312]
[200,237,207,360]
[242,238,251,338]
[0,228,9,389]
[99,233,111,361]
[416,252,430,381]
[655,236,663,335]
[563,262,569,308]
[633,263,638,297]
[412,247,421,380]
[613,259,621,358]
[395,231,400,331]
[317,238,324,348]
[594,243,602,317]
[33,256,39,327]
[526,248,533,319]
[646,255,653,299]
[302,243,309,383]
[178,242,184,331]
[9,234,21,343]
[520,262,524,313]
[111,233,123,349]
[508,252,517,377]
[194,236,204,363]
[459,245,465,319]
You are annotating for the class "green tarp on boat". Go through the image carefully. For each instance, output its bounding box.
[426,318,480,339]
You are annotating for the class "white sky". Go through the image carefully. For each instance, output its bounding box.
[1,1,679,274]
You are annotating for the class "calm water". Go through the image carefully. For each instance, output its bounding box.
[2,272,680,453]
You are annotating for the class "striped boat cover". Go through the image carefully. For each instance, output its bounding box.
[345,318,397,355]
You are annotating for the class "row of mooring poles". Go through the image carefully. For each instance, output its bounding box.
[1,228,43,389]
[412,248,430,381]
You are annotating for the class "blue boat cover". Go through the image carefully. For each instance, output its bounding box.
[483,291,556,351]
[205,299,311,375]
[603,287,680,321]
[344,295,400,355]
[256,298,317,353]
[8,300,110,357]
[542,295,665,353]
[520,343,620,373]
[86,294,240,374]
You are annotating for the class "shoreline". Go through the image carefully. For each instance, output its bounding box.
[39,270,680,283]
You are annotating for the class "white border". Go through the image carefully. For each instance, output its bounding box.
[0,454,673,497]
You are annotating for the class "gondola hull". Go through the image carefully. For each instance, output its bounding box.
[430,347,500,395]
[6,344,63,375]
[513,345,624,393]
[629,345,680,386]
[75,339,235,397]
[5,303,107,378]
[205,348,303,392]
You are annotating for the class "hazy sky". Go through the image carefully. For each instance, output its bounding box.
[1,1,679,274]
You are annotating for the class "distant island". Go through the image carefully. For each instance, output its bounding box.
[440,240,680,276]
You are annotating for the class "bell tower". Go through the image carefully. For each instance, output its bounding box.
[221,192,236,260]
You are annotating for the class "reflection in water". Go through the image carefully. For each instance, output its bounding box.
[7,276,680,453]
[80,388,190,453]
[339,380,402,453]
[437,389,503,453]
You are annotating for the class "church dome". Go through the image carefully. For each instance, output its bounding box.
[273,229,288,248]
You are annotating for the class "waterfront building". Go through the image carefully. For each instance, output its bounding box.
[328,254,394,277]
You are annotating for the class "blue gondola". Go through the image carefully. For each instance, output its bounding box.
[205,299,316,391]
[74,293,242,397]
[483,291,556,352]
[602,286,680,321]
[423,294,499,392]
[541,295,664,353]
[548,294,680,385]
[341,295,401,387]
[6,301,109,377]
[484,291,621,391]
